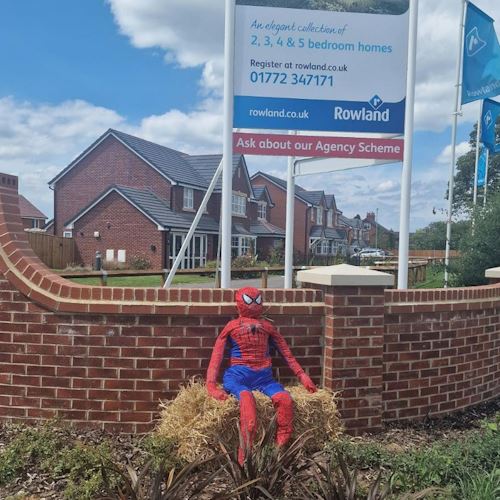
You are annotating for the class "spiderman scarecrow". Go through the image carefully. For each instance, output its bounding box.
[206,287,317,462]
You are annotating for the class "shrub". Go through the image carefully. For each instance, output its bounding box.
[130,254,152,270]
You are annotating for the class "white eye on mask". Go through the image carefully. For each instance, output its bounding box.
[255,295,262,305]
[242,293,253,305]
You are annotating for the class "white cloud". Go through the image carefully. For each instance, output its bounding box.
[436,141,471,165]
[0,97,125,218]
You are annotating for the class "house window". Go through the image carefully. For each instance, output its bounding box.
[232,193,247,216]
[183,188,194,210]
[316,208,323,225]
[257,203,267,220]
[327,210,334,228]
[63,231,73,238]
[232,236,256,257]
[106,249,115,261]
[117,250,126,263]
[31,219,41,229]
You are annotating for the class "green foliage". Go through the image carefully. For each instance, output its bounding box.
[451,124,500,215]
[130,253,152,270]
[410,220,471,251]
[329,422,500,497]
[0,422,61,485]
[452,192,500,286]
[140,435,182,471]
[457,468,500,500]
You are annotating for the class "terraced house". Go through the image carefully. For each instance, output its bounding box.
[49,129,285,269]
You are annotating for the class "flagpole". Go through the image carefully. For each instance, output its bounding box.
[284,130,297,289]
[473,101,483,206]
[397,0,419,289]
[444,0,467,289]
[484,148,490,206]
[221,0,236,289]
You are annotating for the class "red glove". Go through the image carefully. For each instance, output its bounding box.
[298,372,317,393]
[207,382,228,401]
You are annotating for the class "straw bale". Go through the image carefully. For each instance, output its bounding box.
[157,380,343,462]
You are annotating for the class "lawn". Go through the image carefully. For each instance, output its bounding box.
[69,274,213,287]
[414,266,445,289]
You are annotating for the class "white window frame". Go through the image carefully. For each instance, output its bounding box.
[232,193,247,216]
[327,210,334,228]
[317,207,323,225]
[106,249,115,262]
[183,187,194,210]
[63,231,73,238]
[117,250,126,263]
[257,202,267,220]
[232,236,256,256]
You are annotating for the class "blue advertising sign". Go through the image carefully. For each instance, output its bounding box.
[462,2,500,105]
[481,98,500,153]
[233,1,410,134]
[477,145,488,187]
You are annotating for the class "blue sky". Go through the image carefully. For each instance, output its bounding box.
[0,0,498,231]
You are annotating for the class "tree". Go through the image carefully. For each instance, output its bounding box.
[410,220,470,251]
[451,124,500,215]
[452,192,500,286]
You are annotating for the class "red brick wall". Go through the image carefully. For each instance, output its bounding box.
[73,192,164,269]
[54,136,172,236]
[383,287,500,422]
[251,175,309,256]
[0,276,322,432]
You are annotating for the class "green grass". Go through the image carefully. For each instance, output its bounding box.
[69,274,213,287]
[414,268,445,289]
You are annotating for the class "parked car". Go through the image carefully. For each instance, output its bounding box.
[353,248,386,259]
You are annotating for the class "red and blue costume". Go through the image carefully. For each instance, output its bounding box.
[206,287,316,461]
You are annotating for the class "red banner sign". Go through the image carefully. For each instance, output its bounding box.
[233,132,404,161]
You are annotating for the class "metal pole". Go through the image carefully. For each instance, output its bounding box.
[375,208,379,249]
[221,0,236,288]
[484,148,490,207]
[397,0,419,289]
[284,148,296,289]
[445,0,467,289]
[164,161,223,288]
[473,101,484,206]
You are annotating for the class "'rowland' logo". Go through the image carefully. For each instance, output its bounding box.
[334,96,390,123]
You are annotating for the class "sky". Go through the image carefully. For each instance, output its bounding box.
[0,0,499,232]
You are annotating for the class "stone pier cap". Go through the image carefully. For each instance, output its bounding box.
[297,263,395,287]
[485,267,500,279]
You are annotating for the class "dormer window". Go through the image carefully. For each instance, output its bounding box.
[257,202,267,220]
[183,187,194,210]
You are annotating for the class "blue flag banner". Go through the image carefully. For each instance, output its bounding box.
[462,3,500,104]
[477,145,488,187]
[481,98,500,153]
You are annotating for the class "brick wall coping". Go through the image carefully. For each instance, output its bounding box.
[485,266,500,279]
[297,263,394,287]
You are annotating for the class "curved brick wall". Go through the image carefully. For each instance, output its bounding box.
[384,287,500,421]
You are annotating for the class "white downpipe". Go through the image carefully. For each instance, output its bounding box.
[473,101,483,206]
[221,0,236,289]
[484,148,490,207]
[397,0,419,289]
[445,0,467,289]
[164,161,223,288]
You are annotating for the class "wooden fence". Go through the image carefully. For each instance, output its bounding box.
[27,232,77,270]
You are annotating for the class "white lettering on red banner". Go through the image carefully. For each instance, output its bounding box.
[233,132,404,161]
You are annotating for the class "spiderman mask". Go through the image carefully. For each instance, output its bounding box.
[235,287,264,319]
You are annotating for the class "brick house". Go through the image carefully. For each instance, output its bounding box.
[362,212,398,250]
[19,194,47,230]
[250,172,348,262]
[49,129,285,269]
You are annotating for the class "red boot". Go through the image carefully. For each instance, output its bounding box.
[238,391,257,464]
[271,391,294,447]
